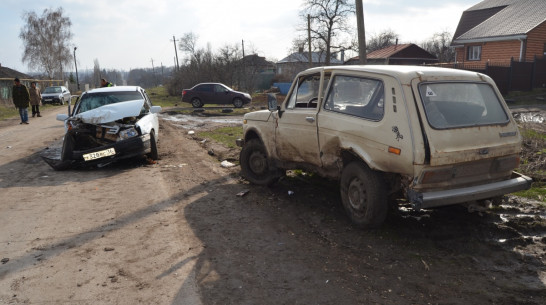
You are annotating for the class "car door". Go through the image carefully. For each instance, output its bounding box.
[213,84,230,104]
[62,87,71,103]
[195,84,214,103]
[275,72,323,166]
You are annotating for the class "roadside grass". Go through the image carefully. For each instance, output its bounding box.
[0,103,60,120]
[0,105,19,120]
[504,88,546,104]
[196,126,242,149]
[512,182,546,203]
[516,126,546,202]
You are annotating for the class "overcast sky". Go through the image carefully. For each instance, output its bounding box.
[0,0,478,73]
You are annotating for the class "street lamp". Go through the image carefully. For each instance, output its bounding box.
[73,46,80,90]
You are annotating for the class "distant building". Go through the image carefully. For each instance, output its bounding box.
[0,64,33,106]
[451,0,546,66]
[345,44,438,65]
[276,50,342,80]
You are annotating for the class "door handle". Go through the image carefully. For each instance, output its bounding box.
[305,117,315,123]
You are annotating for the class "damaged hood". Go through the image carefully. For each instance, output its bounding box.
[75,99,144,124]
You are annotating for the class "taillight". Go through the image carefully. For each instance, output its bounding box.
[182,90,187,96]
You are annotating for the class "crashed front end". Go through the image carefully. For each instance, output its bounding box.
[61,116,151,165]
[45,99,154,170]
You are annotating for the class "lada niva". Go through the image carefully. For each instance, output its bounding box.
[237,65,532,228]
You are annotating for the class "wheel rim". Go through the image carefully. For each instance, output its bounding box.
[347,177,367,216]
[234,99,243,108]
[248,150,267,175]
[192,99,201,107]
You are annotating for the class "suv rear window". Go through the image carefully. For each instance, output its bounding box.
[418,82,509,129]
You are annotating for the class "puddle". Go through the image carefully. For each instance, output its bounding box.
[513,112,545,123]
[160,113,243,130]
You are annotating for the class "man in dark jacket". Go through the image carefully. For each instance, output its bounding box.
[12,78,30,124]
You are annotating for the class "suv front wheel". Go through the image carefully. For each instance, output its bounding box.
[240,139,283,185]
[340,161,388,228]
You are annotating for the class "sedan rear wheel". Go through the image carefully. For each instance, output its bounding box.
[191,97,203,108]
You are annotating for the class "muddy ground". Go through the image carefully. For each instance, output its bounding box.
[0,106,544,304]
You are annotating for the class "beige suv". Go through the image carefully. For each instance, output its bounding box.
[237,65,531,228]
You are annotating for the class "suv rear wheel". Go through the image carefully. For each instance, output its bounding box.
[240,139,283,185]
[340,161,388,228]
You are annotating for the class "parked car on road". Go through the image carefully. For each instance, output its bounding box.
[237,65,532,228]
[42,86,71,105]
[182,83,251,108]
[50,86,161,170]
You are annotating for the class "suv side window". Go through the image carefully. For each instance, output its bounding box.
[324,75,384,121]
[286,74,321,109]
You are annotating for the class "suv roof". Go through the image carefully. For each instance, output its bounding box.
[307,65,484,82]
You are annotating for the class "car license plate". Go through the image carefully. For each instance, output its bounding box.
[45,99,52,102]
[83,148,116,161]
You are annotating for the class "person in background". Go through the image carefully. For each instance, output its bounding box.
[100,78,113,87]
[12,78,30,124]
[29,81,42,117]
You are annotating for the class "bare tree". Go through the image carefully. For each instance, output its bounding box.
[420,31,455,63]
[366,29,399,52]
[93,59,101,88]
[301,0,354,65]
[19,7,73,80]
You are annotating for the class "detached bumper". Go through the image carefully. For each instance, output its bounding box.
[408,172,533,210]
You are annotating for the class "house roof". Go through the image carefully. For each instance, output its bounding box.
[347,44,437,62]
[278,51,342,64]
[452,0,546,45]
[0,65,32,79]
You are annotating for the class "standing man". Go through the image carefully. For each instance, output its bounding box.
[12,78,30,124]
[29,81,42,117]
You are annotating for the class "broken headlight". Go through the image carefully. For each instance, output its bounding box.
[118,127,139,140]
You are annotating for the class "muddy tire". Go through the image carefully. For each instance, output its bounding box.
[240,139,283,185]
[340,161,388,228]
[233,98,243,108]
[148,131,159,160]
[191,98,203,108]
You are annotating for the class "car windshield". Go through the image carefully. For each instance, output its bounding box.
[76,91,143,113]
[44,87,62,93]
[418,82,509,129]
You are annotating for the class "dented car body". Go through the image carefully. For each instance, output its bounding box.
[50,86,161,170]
[237,65,532,228]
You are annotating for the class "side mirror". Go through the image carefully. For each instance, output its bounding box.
[267,93,278,111]
[57,114,68,121]
[150,106,162,114]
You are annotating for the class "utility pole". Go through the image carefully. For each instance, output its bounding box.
[151,58,156,87]
[355,0,367,64]
[73,46,80,90]
[171,35,180,71]
[308,14,312,67]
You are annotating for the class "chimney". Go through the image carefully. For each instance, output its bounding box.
[298,46,304,53]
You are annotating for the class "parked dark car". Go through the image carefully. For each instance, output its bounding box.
[182,83,251,108]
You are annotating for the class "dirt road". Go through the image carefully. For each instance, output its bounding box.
[0,107,545,304]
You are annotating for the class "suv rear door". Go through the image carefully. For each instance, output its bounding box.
[412,79,521,167]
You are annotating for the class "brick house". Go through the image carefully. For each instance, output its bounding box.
[345,43,438,65]
[451,0,546,66]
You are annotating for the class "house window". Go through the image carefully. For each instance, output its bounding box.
[468,46,481,61]
[543,43,546,56]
